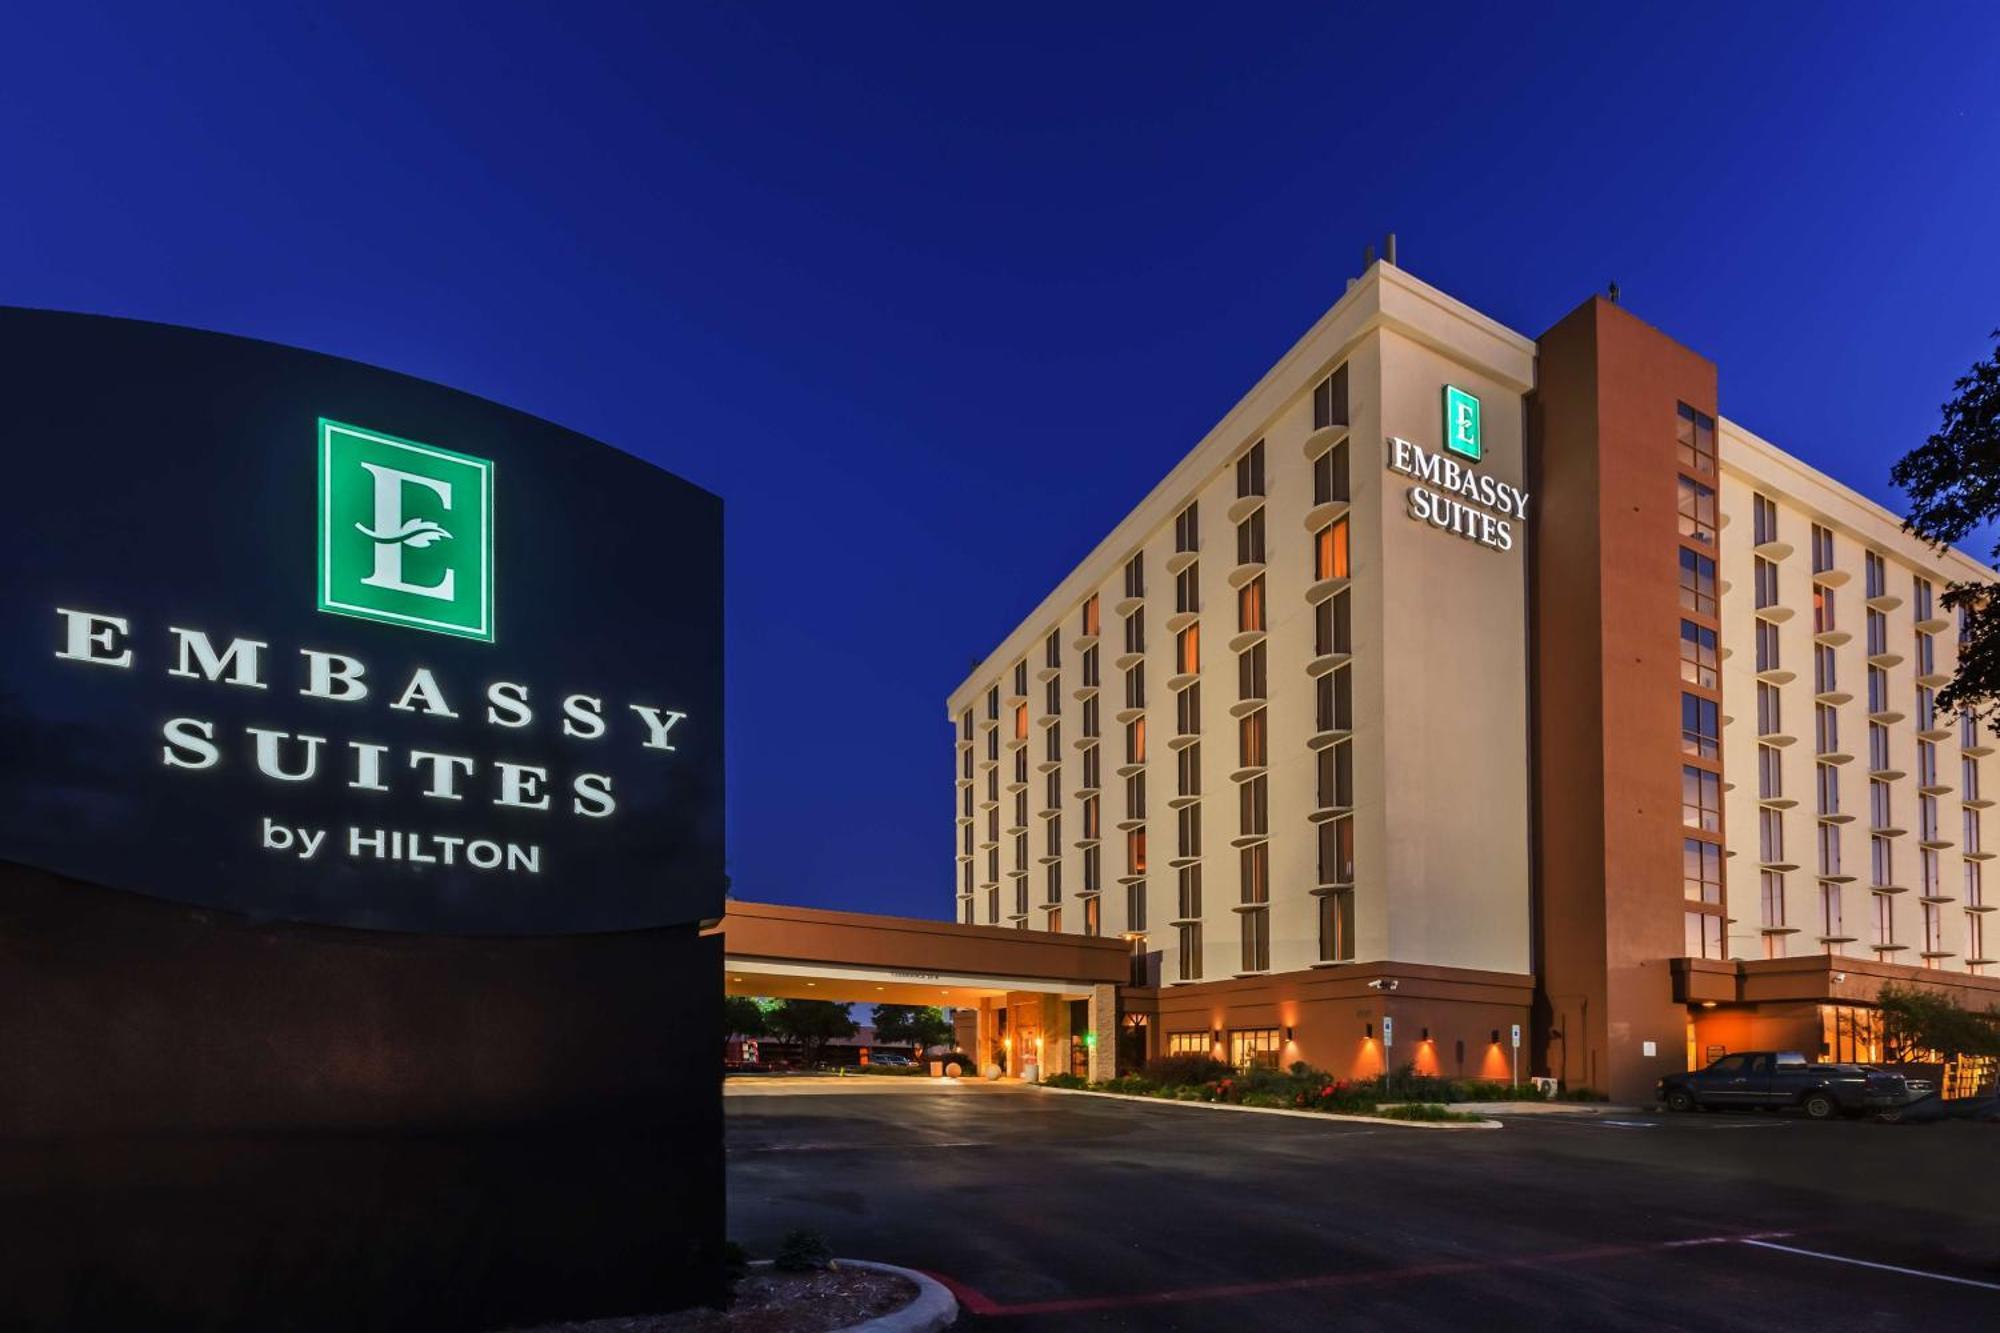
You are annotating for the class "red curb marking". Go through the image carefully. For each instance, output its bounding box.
[922,1230,1796,1318]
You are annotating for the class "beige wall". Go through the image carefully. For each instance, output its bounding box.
[948,262,1535,985]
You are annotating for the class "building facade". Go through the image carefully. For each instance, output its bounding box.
[947,263,2000,1102]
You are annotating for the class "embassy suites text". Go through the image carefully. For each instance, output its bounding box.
[52,607,693,873]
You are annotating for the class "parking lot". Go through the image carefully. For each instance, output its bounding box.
[727,1080,2000,1331]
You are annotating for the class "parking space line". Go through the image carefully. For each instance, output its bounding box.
[927,1229,1796,1317]
[1739,1239,2000,1292]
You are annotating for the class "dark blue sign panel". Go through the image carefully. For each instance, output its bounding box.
[0,308,724,934]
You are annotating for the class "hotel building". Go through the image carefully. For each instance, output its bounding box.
[946,261,2000,1103]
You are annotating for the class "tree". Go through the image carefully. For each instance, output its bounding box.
[871,1004,952,1050]
[1891,333,2000,723]
[723,995,769,1040]
[765,1000,857,1068]
[1877,983,2000,1061]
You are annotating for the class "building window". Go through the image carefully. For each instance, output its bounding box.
[1126,828,1147,875]
[1817,821,1841,877]
[1127,881,1148,933]
[1167,1030,1208,1055]
[1679,548,1717,617]
[1678,476,1717,544]
[1176,623,1200,675]
[1922,901,1943,961]
[1178,863,1202,920]
[1045,907,1062,933]
[1753,493,1779,546]
[1314,517,1350,581]
[1240,842,1269,904]
[1756,619,1780,673]
[1125,717,1146,765]
[1754,556,1779,610]
[1240,641,1268,702]
[1124,607,1146,656]
[1915,631,1935,679]
[1175,562,1200,616]
[1871,834,1894,890]
[1814,585,1837,635]
[1239,708,1267,768]
[1236,507,1266,565]
[1313,365,1349,431]
[1815,704,1838,757]
[1815,760,1840,816]
[1684,910,1724,959]
[1230,1026,1280,1069]
[1680,620,1718,689]
[1084,895,1101,936]
[1762,870,1787,930]
[1238,575,1265,633]
[1869,722,1890,772]
[1758,744,1783,800]
[1313,440,1349,505]
[1082,644,1100,688]
[1676,402,1716,474]
[1239,774,1268,837]
[1238,911,1270,974]
[1870,778,1891,830]
[1915,576,1934,622]
[1864,551,1886,599]
[1316,589,1350,657]
[1318,815,1355,886]
[1682,693,1719,759]
[1235,440,1266,499]
[1811,523,1835,575]
[1177,802,1201,857]
[1872,892,1894,950]
[1176,684,1201,737]
[1125,771,1146,822]
[1124,553,1145,600]
[1082,792,1100,837]
[1683,765,1721,832]
[1866,664,1887,715]
[1815,643,1836,694]
[1082,594,1100,637]
[1174,502,1199,554]
[1047,860,1061,904]
[1317,890,1355,962]
[1684,837,1722,903]
[1759,808,1785,864]
[1866,608,1887,657]
[1970,913,1987,970]
[1176,739,1201,797]
[1317,740,1353,810]
[1821,883,1843,947]
[1758,681,1782,736]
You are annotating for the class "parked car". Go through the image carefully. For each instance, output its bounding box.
[868,1053,913,1068]
[1658,1051,1916,1119]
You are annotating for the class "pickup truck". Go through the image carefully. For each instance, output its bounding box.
[1658,1051,1916,1119]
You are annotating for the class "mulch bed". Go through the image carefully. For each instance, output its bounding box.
[510,1266,920,1333]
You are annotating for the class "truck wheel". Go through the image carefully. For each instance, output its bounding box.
[1664,1089,1696,1113]
[1801,1092,1837,1120]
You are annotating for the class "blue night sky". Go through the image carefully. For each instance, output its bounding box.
[6,4,1998,922]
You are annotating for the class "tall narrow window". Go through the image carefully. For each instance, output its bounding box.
[1811,523,1835,574]
[1680,620,1718,688]
[1238,576,1265,633]
[1753,493,1779,546]
[1680,548,1717,616]
[1313,440,1349,506]
[1236,507,1266,565]
[1682,693,1719,759]
[1314,517,1350,581]
[1313,365,1348,431]
[1176,624,1199,675]
[1235,441,1266,499]
[1865,551,1886,599]
[1238,641,1267,701]
[1318,890,1355,963]
[1239,708,1267,768]
[1174,502,1199,554]
[1678,477,1717,544]
[1676,402,1716,473]
[1081,594,1100,638]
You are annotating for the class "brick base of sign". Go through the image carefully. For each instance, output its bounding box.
[0,862,726,1332]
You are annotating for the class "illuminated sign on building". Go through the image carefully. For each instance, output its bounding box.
[0,308,724,935]
[1383,382,1527,554]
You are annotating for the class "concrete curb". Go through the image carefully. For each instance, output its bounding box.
[1036,1083,1501,1129]
[829,1259,958,1331]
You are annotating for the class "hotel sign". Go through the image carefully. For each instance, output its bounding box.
[0,308,725,935]
[1385,384,1528,553]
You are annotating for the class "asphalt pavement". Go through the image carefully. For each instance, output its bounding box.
[725,1079,2000,1331]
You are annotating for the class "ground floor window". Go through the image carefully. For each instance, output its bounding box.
[1819,1004,1880,1064]
[1167,1030,1210,1056]
[1684,909,1723,959]
[1230,1027,1281,1071]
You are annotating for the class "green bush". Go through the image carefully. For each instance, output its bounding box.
[1239,1090,1290,1108]
[1042,1072,1090,1090]
[1098,1074,1156,1095]
[1142,1054,1233,1086]
[774,1228,832,1273]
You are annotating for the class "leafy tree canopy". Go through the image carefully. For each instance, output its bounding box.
[1877,983,2000,1060]
[723,994,769,1040]
[871,1004,953,1049]
[765,999,857,1067]
[1892,333,2000,722]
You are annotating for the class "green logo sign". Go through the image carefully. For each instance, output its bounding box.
[1443,385,1481,461]
[318,419,494,642]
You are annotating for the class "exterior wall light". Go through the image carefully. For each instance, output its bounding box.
[1491,1029,1501,1044]
[1420,1027,1431,1042]
[1364,1022,1374,1039]
[1284,1026,1295,1043]
[1211,1029,1222,1046]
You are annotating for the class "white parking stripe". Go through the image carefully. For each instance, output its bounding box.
[1741,1239,2000,1292]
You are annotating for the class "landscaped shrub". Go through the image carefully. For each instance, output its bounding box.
[774,1228,832,1273]
[1042,1072,1089,1089]
[1142,1054,1232,1087]
[1099,1074,1156,1095]
[1239,1090,1290,1108]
